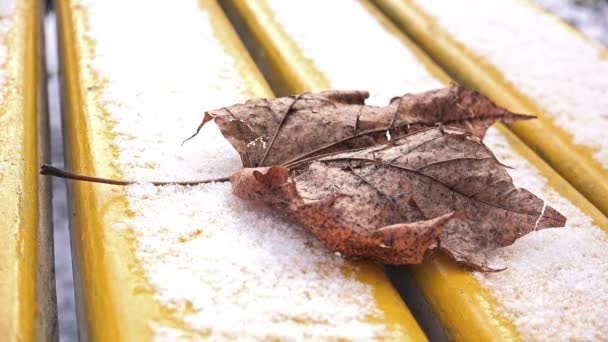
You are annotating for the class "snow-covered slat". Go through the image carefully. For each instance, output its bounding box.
[221,0,608,340]
[0,0,55,340]
[374,0,608,217]
[55,0,426,340]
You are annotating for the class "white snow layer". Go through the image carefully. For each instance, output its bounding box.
[478,127,608,341]
[268,0,608,340]
[266,0,444,105]
[412,0,608,168]
[82,0,608,340]
[84,0,385,340]
[0,0,15,18]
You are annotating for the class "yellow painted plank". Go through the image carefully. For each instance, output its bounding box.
[221,0,608,340]
[0,0,56,341]
[373,0,608,217]
[56,0,426,340]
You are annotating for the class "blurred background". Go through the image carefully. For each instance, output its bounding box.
[538,0,608,44]
[45,1,607,341]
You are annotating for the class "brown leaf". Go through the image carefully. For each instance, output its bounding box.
[40,86,558,272]
[230,127,566,271]
[189,84,533,168]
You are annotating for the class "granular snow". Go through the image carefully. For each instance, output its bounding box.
[478,127,608,341]
[412,0,608,168]
[266,0,443,104]
[82,0,385,339]
[82,0,608,339]
[268,0,608,339]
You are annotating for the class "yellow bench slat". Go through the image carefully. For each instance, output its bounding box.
[0,0,55,340]
[373,0,608,217]
[221,0,608,340]
[56,0,426,340]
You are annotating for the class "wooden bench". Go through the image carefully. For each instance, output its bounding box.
[0,0,56,340]
[374,0,608,217]
[56,0,426,340]
[221,0,608,340]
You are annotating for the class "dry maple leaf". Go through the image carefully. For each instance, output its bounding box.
[186,84,534,168]
[229,127,565,271]
[42,86,563,271]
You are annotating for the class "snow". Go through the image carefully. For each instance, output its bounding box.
[0,0,15,18]
[477,127,608,341]
[266,0,443,105]
[76,0,608,339]
[82,0,385,339]
[412,0,608,168]
[269,0,608,339]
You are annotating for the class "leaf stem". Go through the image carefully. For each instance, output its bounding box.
[40,164,229,186]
